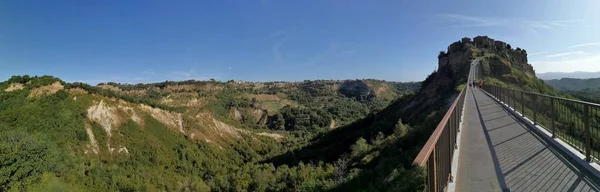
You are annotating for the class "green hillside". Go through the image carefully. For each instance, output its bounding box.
[0,75,421,191]
[0,36,558,192]
[544,78,600,91]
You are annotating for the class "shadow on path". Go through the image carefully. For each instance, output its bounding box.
[471,88,600,191]
[471,88,510,191]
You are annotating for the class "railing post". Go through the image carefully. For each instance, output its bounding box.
[521,91,525,117]
[585,104,591,162]
[533,94,537,125]
[427,153,436,192]
[512,89,515,108]
[551,98,556,138]
[501,87,504,103]
[494,86,496,97]
[507,88,510,107]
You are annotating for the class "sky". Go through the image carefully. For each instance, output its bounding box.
[1,0,599,84]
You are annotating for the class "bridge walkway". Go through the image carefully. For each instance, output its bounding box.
[456,87,600,192]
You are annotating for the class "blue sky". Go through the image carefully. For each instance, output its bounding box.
[1,0,599,84]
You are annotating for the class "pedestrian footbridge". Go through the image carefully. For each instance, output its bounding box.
[413,59,600,192]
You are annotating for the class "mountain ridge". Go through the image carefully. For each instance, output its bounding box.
[537,71,600,80]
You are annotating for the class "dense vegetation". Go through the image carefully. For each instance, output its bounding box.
[0,75,432,191]
[544,78,600,91]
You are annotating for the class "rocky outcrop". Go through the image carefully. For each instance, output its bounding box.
[494,40,507,50]
[87,100,121,137]
[4,83,24,92]
[28,81,64,98]
[339,80,375,101]
[461,37,472,44]
[438,40,474,76]
[474,36,494,48]
[439,36,534,77]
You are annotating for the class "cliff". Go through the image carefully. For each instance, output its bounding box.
[438,36,534,80]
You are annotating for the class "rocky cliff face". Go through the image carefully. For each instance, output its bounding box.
[398,36,539,123]
[438,36,534,80]
[339,80,375,101]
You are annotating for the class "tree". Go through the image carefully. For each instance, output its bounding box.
[350,138,370,157]
[275,113,286,130]
[394,119,408,137]
[506,44,512,49]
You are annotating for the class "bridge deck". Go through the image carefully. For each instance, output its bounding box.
[456,88,600,192]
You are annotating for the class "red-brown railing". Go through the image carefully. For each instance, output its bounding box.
[412,86,467,192]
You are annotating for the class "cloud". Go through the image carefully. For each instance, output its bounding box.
[528,52,546,57]
[568,42,600,49]
[524,20,584,37]
[437,14,501,27]
[532,53,600,73]
[525,20,583,29]
[545,51,586,58]
[436,14,583,36]
[272,35,289,64]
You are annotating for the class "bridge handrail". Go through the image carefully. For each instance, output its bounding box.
[412,58,479,192]
[412,86,467,192]
[413,87,466,166]
[493,86,600,108]
[482,84,600,162]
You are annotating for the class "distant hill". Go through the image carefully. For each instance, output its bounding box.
[544,78,600,91]
[537,71,600,80]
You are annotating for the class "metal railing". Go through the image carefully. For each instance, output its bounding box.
[482,84,600,162]
[412,58,479,192]
[412,87,467,192]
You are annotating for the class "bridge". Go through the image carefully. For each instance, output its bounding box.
[413,58,600,191]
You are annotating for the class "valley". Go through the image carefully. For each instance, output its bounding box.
[0,35,573,191]
[0,76,421,191]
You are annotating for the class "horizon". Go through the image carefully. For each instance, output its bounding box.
[1,0,599,85]
[2,74,423,85]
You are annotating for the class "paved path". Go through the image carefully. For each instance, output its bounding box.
[456,87,600,192]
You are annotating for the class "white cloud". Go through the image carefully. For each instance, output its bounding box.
[528,52,546,57]
[438,14,501,27]
[436,14,583,37]
[272,34,291,64]
[525,20,584,29]
[545,51,586,58]
[568,42,600,49]
[532,53,600,73]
